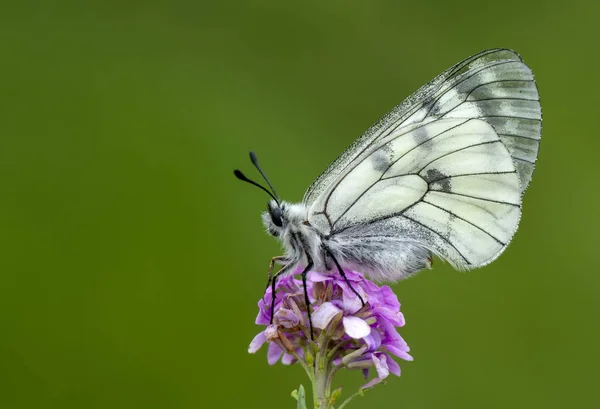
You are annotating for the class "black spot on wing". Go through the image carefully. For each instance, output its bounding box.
[371,144,395,173]
[421,97,441,117]
[412,125,433,154]
[423,168,452,193]
[420,97,431,111]
[371,151,389,173]
[430,102,441,116]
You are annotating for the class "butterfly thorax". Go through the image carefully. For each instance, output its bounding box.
[262,200,325,272]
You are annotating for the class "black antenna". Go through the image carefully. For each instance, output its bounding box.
[249,151,280,202]
[233,169,280,205]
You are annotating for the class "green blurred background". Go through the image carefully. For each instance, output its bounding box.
[0,1,598,408]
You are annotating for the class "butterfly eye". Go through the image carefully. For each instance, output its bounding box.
[269,206,283,227]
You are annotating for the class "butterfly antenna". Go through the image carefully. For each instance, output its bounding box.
[233,169,280,205]
[249,151,280,203]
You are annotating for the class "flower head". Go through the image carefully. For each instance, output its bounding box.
[249,269,413,388]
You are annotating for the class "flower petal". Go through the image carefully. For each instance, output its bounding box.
[255,298,271,325]
[343,316,371,339]
[372,354,390,379]
[313,302,342,329]
[364,327,382,351]
[362,376,384,389]
[386,355,401,376]
[379,286,400,309]
[248,331,266,353]
[265,324,279,342]
[397,311,406,327]
[274,307,300,328]
[386,345,414,361]
[373,305,404,326]
[340,270,363,282]
[281,353,296,365]
[381,320,402,341]
[267,342,283,365]
[342,289,365,314]
[308,271,331,282]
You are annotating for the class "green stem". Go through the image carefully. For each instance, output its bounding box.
[314,331,332,408]
[335,390,361,409]
[325,364,341,397]
[336,384,376,409]
[292,350,314,383]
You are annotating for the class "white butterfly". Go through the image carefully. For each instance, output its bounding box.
[235,49,541,304]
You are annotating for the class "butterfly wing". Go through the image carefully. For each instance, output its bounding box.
[307,117,521,270]
[304,49,540,271]
[304,48,541,206]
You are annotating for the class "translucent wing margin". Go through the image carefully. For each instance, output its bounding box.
[307,118,521,269]
[303,48,541,206]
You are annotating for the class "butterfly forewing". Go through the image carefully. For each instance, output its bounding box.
[303,48,541,207]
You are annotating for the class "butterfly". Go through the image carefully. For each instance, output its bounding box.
[235,49,541,333]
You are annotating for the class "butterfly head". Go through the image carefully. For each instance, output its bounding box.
[264,199,284,237]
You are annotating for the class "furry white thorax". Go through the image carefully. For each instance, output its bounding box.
[262,200,325,270]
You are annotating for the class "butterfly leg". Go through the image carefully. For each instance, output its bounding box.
[299,256,315,340]
[269,263,294,325]
[268,259,316,340]
[265,256,286,292]
[325,248,365,307]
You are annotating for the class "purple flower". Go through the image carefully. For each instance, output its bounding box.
[248,268,413,387]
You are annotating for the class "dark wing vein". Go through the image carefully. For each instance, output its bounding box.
[416,140,500,174]
[432,190,520,207]
[422,199,505,245]
[498,133,540,141]
[464,79,535,100]
[426,170,516,183]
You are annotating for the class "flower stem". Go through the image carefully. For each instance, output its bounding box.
[336,384,377,409]
[314,363,328,408]
[292,350,313,382]
[325,364,341,397]
[314,332,331,408]
[336,391,361,409]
